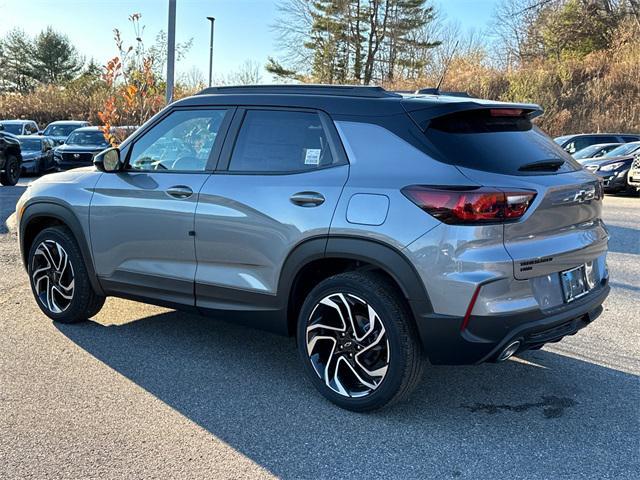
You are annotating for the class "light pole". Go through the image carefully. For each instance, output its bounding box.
[207,16,215,87]
[166,0,177,103]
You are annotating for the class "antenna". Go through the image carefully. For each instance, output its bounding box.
[435,40,459,94]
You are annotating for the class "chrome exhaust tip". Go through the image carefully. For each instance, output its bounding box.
[497,340,521,362]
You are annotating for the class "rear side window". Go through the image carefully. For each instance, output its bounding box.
[228,110,335,173]
[421,109,580,175]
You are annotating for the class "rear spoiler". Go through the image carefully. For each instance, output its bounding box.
[402,99,544,131]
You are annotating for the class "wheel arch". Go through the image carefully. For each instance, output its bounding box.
[20,201,104,296]
[280,236,433,335]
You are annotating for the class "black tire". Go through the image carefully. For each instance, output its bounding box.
[35,157,44,176]
[0,155,20,186]
[27,226,105,323]
[297,271,423,412]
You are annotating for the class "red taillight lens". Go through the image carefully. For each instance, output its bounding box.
[489,108,524,117]
[402,186,536,224]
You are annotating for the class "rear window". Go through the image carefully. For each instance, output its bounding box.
[421,109,580,175]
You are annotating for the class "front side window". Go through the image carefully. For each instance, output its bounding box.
[228,110,335,173]
[129,109,228,172]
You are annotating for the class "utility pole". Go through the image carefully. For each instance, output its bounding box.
[166,0,177,103]
[207,16,215,87]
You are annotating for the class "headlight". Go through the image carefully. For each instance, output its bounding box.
[599,161,625,172]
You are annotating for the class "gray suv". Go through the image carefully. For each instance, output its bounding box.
[16,85,610,411]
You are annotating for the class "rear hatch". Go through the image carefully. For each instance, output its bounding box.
[404,100,608,280]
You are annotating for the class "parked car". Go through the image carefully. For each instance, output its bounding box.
[573,142,622,160]
[17,135,56,175]
[581,141,640,194]
[15,85,610,411]
[0,119,39,136]
[41,120,91,145]
[627,155,640,192]
[554,133,640,154]
[0,124,22,186]
[53,127,110,170]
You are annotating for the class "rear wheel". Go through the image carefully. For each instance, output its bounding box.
[0,155,20,186]
[28,226,105,323]
[297,271,423,411]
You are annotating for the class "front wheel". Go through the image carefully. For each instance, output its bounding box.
[0,155,20,186]
[28,226,105,323]
[297,271,423,411]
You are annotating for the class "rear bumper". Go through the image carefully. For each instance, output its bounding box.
[411,279,609,365]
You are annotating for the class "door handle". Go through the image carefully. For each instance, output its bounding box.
[166,185,193,199]
[290,191,325,207]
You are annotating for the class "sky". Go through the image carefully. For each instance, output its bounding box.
[1,0,499,82]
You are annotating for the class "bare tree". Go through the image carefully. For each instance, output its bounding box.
[215,60,263,85]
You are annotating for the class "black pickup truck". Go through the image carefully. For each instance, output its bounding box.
[0,124,22,186]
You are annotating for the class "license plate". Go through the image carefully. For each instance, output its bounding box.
[560,265,590,303]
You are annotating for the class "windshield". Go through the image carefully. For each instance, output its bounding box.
[66,131,109,146]
[44,124,81,137]
[605,142,640,157]
[1,123,22,135]
[19,138,41,151]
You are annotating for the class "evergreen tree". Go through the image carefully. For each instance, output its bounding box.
[269,0,440,84]
[0,30,37,92]
[31,27,84,84]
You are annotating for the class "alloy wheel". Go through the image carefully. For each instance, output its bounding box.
[305,293,390,398]
[31,240,75,314]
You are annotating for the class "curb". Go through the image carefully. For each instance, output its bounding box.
[5,212,17,234]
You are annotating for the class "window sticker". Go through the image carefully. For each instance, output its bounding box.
[304,148,321,165]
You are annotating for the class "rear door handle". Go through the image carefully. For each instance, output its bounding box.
[290,191,325,207]
[166,185,193,199]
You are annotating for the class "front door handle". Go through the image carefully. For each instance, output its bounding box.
[166,185,193,199]
[290,191,325,207]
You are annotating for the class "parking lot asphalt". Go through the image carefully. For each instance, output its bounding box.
[0,178,638,479]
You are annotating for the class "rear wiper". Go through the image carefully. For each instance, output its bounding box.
[518,160,565,172]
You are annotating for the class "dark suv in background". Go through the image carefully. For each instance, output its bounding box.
[0,124,23,186]
[53,126,110,170]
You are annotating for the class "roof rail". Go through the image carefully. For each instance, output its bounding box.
[198,84,400,98]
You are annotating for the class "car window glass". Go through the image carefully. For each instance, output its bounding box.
[229,110,334,173]
[129,109,227,172]
[573,137,595,152]
[1,124,22,135]
[606,142,640,157]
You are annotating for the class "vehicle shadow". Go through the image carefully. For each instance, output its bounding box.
[56,308,639,479]
[0,184,27,234]
[606,225,640,255]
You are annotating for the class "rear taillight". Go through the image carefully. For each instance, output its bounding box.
[402,186,536,225]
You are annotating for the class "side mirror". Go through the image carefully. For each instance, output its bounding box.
[94,147,123,172]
